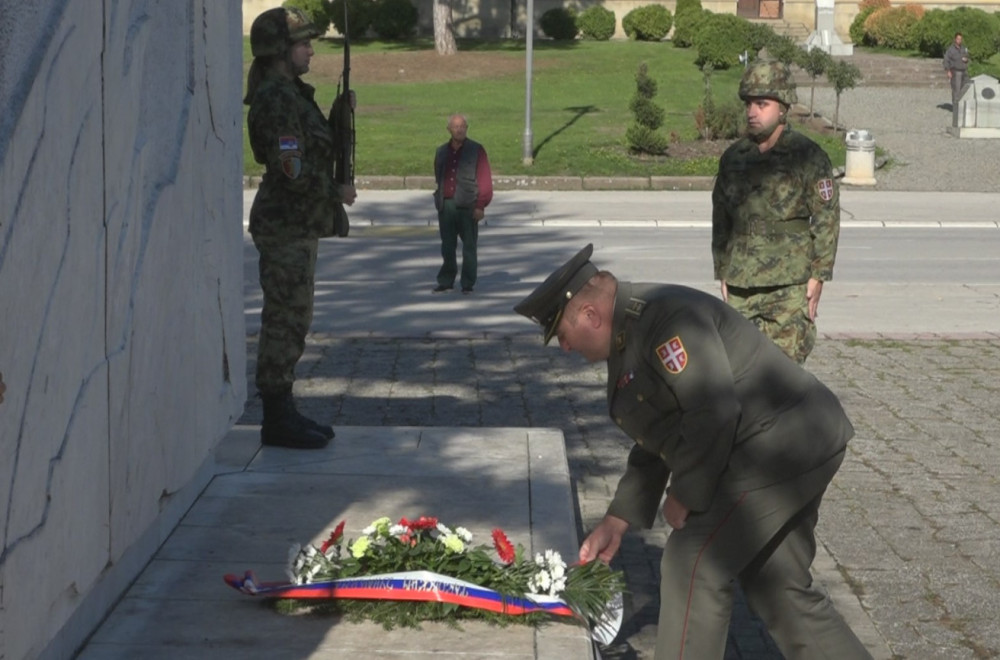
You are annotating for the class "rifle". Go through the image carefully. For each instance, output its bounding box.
[331,1,354,237]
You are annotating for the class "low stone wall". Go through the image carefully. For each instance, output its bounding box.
[0,2,246,658]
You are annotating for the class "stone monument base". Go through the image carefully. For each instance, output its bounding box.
[947,126,1000,138]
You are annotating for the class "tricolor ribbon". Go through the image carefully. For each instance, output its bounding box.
[224,569,575,616]
[223,569,623,643]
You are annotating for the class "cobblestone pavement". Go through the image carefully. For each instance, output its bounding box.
[240,335,1000,659]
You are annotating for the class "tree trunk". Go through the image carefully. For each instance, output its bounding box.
[434,0,457,55]
[809,83,816,117]
[834,94,841,131]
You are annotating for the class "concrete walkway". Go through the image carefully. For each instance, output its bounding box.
[78,427,595,659]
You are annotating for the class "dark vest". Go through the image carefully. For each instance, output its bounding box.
[434,139,481,210]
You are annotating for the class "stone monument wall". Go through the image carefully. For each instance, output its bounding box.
[0,2,246,658]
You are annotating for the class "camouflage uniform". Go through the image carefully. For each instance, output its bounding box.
[246,16,349,398]
[712,60,840,364]
[244,7,350,448]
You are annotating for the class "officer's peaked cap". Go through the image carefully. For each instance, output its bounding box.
[514,244,599,345]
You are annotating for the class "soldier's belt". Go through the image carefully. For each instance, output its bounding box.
[734,218,810,235]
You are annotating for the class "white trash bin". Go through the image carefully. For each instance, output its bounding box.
[842,129,876,186]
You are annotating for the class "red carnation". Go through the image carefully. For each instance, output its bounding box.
[401,515,438,531]
[320,520,345,554]
[492,528,516,564]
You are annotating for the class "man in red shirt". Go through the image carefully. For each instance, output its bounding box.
[432,114,493,294]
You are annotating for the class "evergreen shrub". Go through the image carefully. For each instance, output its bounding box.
[329,0,375,39]
[694,69,744,140]
[371,0,418,39]
[864,6,919,49]
[284,0,333,34]
[577,6,616,40]
[622,5,673,41]
[745,22,777,56]
[627,63,668,154]
[913,7,1000,60]
[849,6,878,46]
[540,7,579,40]
[672,0,706,48]
[626,124,669,154]
[694,13,751,69]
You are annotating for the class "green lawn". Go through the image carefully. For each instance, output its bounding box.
[242,39,842,178]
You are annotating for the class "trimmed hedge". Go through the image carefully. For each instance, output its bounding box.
[694,13,752,69]
[913,7,1000,60]
[622,5,673,41]
[672,5,708,48]
[864,6,920,50]
[371,0,417,39]
[329,0,375,39]
[577,5,616,41]
[284,0,334,34]
[849,6,878,46]
[540,7,579,40]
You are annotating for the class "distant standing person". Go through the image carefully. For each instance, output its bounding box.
[943,32,970,124]
[245,7,357,449]
[432,114,493,295]
[712,59,841,364]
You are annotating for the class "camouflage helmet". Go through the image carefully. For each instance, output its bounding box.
[738,59,798,106]
[250,7,323,58]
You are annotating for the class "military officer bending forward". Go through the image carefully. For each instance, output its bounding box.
[515,244,871,660]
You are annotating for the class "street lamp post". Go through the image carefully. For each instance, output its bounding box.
[522,0,534,165]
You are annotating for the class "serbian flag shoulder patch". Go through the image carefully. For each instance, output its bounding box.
[278,136,299,151]
[817,178,835,202]
[656,336,688,375]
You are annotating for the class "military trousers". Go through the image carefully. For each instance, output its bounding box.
[436,198,479,290]
[252,235,318,397]
[726,282,815,364]
[655,450,871,660]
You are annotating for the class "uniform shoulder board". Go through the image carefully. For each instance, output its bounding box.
[624,297,646,319]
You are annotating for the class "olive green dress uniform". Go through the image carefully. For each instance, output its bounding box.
[515,244,870,660]
[712,127,840,364]
[604,281,868,658]
[247,69,348,397]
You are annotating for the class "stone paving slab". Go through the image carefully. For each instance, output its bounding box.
[77,427,594,660]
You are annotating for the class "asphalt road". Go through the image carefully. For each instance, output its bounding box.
[243,221,1000,339]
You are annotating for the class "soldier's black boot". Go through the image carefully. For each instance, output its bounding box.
[280,392,335,439]
[296,408,334,440]
[260,393,329,449]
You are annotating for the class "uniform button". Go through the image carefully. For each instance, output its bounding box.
[615,417,623,425]
[637,394,645,402]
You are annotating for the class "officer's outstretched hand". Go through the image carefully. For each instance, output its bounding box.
[663,492,690,530]
[579,514,629,564]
